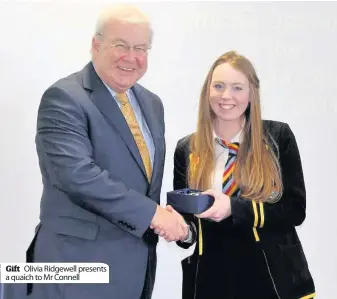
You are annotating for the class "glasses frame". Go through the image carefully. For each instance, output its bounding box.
[96,32,151,56]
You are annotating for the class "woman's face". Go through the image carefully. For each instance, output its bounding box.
[209,63,250,123]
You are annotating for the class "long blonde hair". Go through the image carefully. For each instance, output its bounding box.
[188,51,282,203]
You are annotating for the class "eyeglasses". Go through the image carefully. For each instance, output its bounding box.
[97,33,151,56]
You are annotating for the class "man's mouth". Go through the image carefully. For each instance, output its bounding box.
[118,66,134,72]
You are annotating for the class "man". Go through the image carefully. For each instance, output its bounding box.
[21,5,188,299]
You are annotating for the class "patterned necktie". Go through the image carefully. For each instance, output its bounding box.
[215,138,240,197]
[116,93,152,182]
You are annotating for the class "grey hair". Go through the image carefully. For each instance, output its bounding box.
[94,4,153,44]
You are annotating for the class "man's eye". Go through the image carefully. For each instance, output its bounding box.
[134,46,147,52]
[114,44,127,49]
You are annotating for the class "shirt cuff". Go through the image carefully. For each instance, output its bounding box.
[182,221,196,243]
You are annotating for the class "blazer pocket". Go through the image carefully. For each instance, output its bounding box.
[54,216,99,240]
[279,243,311,287]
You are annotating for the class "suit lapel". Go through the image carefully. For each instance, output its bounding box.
[81,63,147,179]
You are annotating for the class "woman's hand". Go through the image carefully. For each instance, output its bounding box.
[195,189,232,222]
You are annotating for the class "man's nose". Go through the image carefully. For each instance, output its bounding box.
[121,48,137,61]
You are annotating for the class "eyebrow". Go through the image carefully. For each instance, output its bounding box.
[212,80,245,85]
[111,38,148,47]
[110,38,128,43]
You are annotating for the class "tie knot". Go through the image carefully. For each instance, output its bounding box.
[116,93,129,105]
[216,138,239,155]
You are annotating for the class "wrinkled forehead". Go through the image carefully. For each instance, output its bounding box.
[211,63,249,85]
[103,19,152,45]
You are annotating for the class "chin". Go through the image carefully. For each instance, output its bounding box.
[215,111,240,122]
[117,78,137,88]
[221,117,241,123]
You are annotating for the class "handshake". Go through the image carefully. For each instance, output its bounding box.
[150,205,189,242]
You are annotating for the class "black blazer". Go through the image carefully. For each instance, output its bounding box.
[173,120,315,299]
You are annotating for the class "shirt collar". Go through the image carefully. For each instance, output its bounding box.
[104,83,131,99]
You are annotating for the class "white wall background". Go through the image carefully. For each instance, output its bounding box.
[1,1,337,298]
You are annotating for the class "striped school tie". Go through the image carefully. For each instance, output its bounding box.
[215,138,241,197]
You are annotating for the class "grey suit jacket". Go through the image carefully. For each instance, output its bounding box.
[7,62,166,299]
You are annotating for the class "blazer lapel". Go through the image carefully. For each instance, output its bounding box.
[81,63,147,179]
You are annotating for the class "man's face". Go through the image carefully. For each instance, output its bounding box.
[92,19,151,93]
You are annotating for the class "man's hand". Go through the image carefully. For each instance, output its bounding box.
[165,205,190,241]
[195,189,231,222]
[150,205,189,242]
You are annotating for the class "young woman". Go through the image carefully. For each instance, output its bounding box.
[173,51,315,299]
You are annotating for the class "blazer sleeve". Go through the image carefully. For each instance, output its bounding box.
[230,123,306,230]
[173,137,198,249]
[35,85,157,239]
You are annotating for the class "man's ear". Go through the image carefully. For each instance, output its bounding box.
[91,37,100,52]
